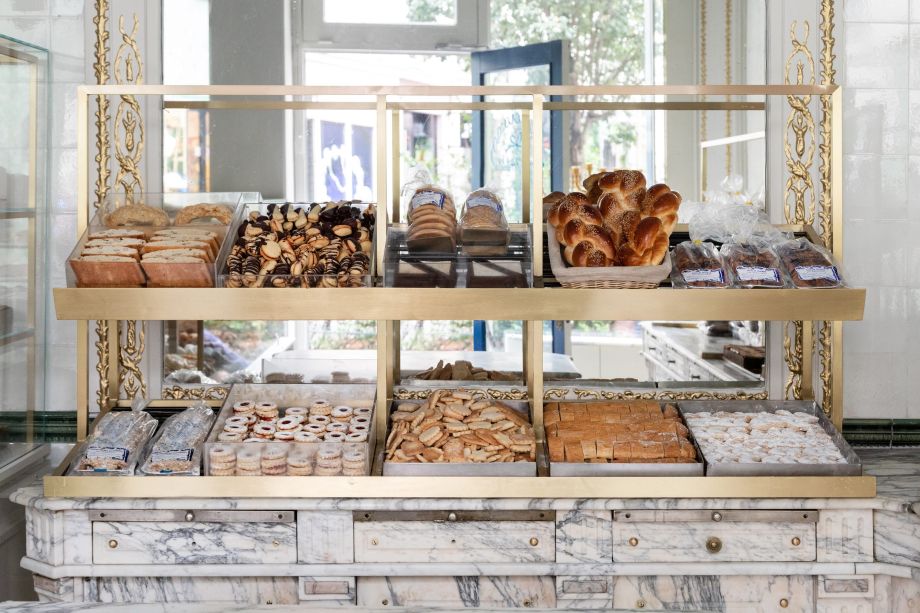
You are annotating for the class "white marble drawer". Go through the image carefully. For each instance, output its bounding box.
[612,575,813,613]
[92,521,297,564]
[358,576,555,608]
[354,520,555,563]
[612,517,816,563]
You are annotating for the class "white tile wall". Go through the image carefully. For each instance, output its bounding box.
[842,0,920,418]
[0,1,82,413]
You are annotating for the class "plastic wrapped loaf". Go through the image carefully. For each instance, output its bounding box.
[775,238,844,288]
[72,410,158,475]
[140,403,215,475]
[670,241,729,288]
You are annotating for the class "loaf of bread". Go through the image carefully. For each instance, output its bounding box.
[722,243,785,288]
[616,217,669,266]
[641,184,681,234]
[775,238,842,288]
[671,241,729,288]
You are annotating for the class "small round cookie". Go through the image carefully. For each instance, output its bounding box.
[314,465,342,476]
[255,402,279,420]
[223,423,247,435]
[309,400,332,416]
[174,202,234,226]
[325,422,348,434]
[303,423,326,436]
[236,448,262,469]
[324,432,346,442]
[351,416,370,426]
[244,437,267,443]
[225,415,248,428]
[104,203,170,227]
[284,406,307,417]
[343,449,366,466]
[209,445,235,464]
[253,423,276,438]
[308,414,330,425]
[349,423,369,434]
[288,464,313,476]
[209,467,236,476]
[317,443,342,460]
[294,431,320,443]
[233,401,255,415]
[345,432,367,443]
[235,467,261,476]
[332,405,353,421]
[217,431,244,442]
[353,407,373,417]
[343,466,365,476]
[287,452,313,469]
[277,416,303,431]
[273,431,295,441]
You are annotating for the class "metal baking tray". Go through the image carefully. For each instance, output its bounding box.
[678,400,862,476]
[382,399,536,477]
[545,400,704,477]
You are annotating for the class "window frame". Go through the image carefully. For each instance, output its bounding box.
[297,0,489,52]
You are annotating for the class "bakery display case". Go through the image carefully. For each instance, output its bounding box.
[0,35,48,448]
[46,83,870,500]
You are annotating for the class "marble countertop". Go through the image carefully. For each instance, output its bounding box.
[11,448,920,515]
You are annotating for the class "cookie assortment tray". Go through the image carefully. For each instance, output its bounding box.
[66,192,244,288]
[382,398,537,477]
[203,383,377,476]
[678,400,862,477]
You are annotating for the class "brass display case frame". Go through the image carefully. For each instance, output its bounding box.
[47,83,873,499]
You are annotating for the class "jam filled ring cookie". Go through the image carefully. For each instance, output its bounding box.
[233,401,255,414]
[274,431,295,441]
[284,406,307,417]
[309,400,332,415]
[303,424,326,436]
[353,407,373,417]
[217,431,244,442]
[332,405,353,421]
[104,203,170,228]
[345,432,368,442]
[308,414,330,425]
[277,416,303,431]
[325,422,348,433]
[324,432,346,442]
[294,431,320,443]
[253,423,276,438]
[225,416,248,428]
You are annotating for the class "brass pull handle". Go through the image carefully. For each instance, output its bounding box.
[107,539,118,549]
[185,511,195,522]
[529,537,539,547]
[779,598,789,608]
[628,537,639,547]
[791,537,801,546]
[706,537,722,553]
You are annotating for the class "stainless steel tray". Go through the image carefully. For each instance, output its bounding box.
[678,400,862,476]
[545,400,704,477]
[382,399,536,477]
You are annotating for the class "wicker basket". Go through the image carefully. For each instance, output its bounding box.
[546,232,672,289]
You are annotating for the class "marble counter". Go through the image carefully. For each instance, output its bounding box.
[6,448,920,612]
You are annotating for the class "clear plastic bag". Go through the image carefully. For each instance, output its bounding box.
[670,241,729,288]
[401,167,458,253]
[460,187,510,254]
[721,242,787,288]
[402,167,456,216]
[70,406,158,475]
[139,403,216,476]
[775,237,844,288]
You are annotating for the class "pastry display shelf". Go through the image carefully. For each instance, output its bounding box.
[52,286,866,322]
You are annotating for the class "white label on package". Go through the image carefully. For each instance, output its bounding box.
[466,195,503,212]
[794,265,839,282]
[85,446,129,462]
[410,190,446,209]
[150,449,194,464]
[681,268,725,284]
[736,265,780,283]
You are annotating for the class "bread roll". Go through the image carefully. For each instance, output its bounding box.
[582,171,606,204]
[642,184,681,234]
[547,192,592,227]
[617,217,669,266]
[597,170,646,212]
[570,241,612,267]
[602,209,640,247]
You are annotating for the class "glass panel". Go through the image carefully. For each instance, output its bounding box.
[323,0,457,25]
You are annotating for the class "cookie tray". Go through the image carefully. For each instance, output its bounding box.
[382,399,537,477]
[545,400,704,477]
[678,400,863,477]
[204,383,377,476]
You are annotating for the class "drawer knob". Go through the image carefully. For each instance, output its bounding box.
[711,512,723,522]
[185,511,195,522]
[370,538,379,546]
[272,540,280,547]
[529,537,539,547]
[636,599,646,609]
[791,537,801,547]
[706,537,722,554]
[628,537,639,547]
[779,598,789,608]
[107,539,118,549]
[447,512,458,521]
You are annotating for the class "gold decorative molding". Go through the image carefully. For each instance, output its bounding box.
[118,320,146,399]
[543,388,769,402]
[783,321,804,400]
[394,388,529,401]
[93,320,110,409]
[162,386,229,401]
[113,14,145,201]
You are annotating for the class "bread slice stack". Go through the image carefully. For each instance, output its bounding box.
[140,229,217,287]
[406,185,458,253]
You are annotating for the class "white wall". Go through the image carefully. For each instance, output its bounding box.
[839,0,916,419]
[0,0,84,413]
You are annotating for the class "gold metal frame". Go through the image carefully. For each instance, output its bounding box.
[49,83,871,498]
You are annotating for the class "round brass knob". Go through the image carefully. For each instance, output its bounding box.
[628,537,639,547]
[636,599,646,608]
[185,511,195,522]
[529,537,539,547]
[779,598,789,608]
[107,539,118,549]
[711,511,723,522]
[447,512,458,521]
[706,537,722,553]
[370,538,379,546]
[381,599,389,606]
[272,540,280,547]
[523,598,534,608]
[791,537,801,546]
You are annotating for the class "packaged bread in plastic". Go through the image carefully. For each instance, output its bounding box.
[709,205,789,288]
[670,241,729,288]
[460,187,510,255]
[775,237,844,288]
[402,168,457,253]
[139,403,215,476]
[70,409,158,475]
